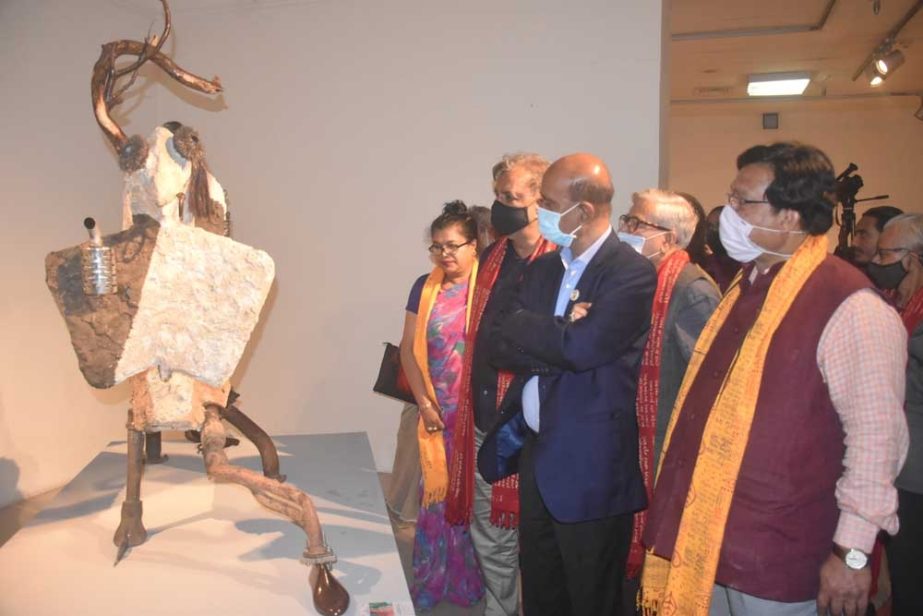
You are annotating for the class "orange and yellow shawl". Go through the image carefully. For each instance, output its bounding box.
[641,234,828,615]
[412,262,478,507]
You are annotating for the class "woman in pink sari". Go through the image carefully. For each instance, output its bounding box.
[399,202,485,610]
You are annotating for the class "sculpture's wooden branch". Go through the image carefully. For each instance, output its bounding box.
[200,404,328,558]
[112,0,172,82]
[200,405,350,616]
[90,0,222,162]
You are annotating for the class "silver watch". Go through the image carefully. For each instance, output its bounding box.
[833,545,869,570]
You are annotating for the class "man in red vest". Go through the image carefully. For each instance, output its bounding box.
[641,142,909,616]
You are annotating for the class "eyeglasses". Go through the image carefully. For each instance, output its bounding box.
[875,246,912,260]
[618,214,670,234]
[428,240,473,256]
[727,192,769,208]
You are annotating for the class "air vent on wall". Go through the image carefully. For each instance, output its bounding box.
[693,86,734,98]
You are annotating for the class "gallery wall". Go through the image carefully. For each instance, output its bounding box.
[669,98,923,216]
[0,0,667,507]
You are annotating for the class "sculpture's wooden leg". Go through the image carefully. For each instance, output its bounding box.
[144,431,169,464]
[221,391,285,482]
[183,430,240,448]
[200,405,349,616]
[114,427,147,556]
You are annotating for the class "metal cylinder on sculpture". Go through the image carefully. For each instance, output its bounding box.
[81,217,117,295]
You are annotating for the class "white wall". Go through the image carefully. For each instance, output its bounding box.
[0,0,666,507]
[669,99,923,215]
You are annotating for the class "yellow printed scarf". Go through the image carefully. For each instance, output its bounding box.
[640,235,828,615]
[413,262,478,507]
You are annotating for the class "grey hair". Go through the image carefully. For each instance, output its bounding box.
[632,188,698,248]
[884,213,923,254]
[491,152,550,194]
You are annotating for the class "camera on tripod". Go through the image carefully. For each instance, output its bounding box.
[836,163,863,209]
[833,163,889,257]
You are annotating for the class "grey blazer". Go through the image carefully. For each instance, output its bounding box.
[897,321,923,494]
[654,262,721,468]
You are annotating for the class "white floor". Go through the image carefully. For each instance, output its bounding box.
[0,432,414,615]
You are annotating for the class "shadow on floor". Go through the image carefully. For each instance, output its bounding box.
[0,470,486,614]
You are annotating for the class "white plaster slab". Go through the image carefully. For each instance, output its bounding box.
[113,223,275,387]
[0,433,414,615]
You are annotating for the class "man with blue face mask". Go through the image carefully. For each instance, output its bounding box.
[615,189,720,594]
[641,143,909,616]
[477,153,656,616]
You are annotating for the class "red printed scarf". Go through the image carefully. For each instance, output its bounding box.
[901,287,923,335]
[446,236,556,528]
[626,249,689,579]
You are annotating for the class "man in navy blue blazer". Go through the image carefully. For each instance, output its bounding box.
[478,153,656,616]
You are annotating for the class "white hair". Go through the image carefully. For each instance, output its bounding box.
[885,213,923,254]
[632,188,697,248]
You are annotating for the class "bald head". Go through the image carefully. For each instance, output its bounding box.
[544,153,614,218]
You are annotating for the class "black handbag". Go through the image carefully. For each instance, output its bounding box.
[373,342,416,404]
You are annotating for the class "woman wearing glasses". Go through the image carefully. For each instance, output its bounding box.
[398,201,485,610]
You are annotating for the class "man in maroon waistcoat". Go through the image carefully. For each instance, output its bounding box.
[642,142,909,616]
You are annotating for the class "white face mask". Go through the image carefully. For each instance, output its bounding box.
[617,231,667,259]
[719,205,803,263]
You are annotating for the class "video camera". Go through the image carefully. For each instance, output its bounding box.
[836,163,863,210]
[833,163,889,255]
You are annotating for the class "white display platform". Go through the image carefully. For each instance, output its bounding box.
[0,432,415,615]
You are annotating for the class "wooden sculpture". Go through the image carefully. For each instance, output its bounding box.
[44,2,349,614]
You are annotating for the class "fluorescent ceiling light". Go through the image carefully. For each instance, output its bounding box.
[747,72,811,97]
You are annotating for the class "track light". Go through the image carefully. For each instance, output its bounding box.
[875,49,905,76]
[865,48,905,87]
[864,65,884,87]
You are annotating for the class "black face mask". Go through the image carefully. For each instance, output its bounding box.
[706,227,727,257]
[866,258,908,290]
[491,199,531,236]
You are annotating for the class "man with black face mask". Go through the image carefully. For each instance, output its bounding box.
[700,205,741,293]
[444,152,553,616]
[851,206,904,269]
[873,213,923,615]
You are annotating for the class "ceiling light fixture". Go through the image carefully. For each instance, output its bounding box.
[851,1,921,86]
[747,72,811,97]
[874,49,905,76]
[865,65,885,87]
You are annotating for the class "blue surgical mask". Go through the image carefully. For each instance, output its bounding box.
[537,203,583,247]
[617,232,645,253]
[617,231,667,258]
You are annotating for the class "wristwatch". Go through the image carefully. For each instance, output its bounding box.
[832,544,869,570]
